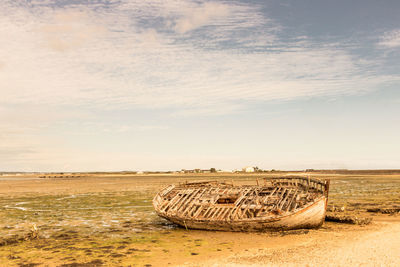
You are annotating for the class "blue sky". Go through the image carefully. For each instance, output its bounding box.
[0,0,399,171]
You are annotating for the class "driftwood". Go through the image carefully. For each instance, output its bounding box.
[153,176,330,232]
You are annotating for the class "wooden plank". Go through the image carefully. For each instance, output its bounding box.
[188,187,214,217]
[212,207,226,220]
[239,189,257,219]
[202,205,215,218]
[285,189,298,211]
[230,188,252,219]
[264,187,283,209]
[170,189,193,211]
[207,207,221,219]
[168,189,194,213]
[180,188,206,216]
[160,185,175,197]
[278,189,292,210]
[179,195,199,216]
[219,207,232,220]
[161,190,184,212]
[192,188,215,218]
[184,188,211,217]
[274,188,288,209]
[186,204,200,218]
[238,203,262,210]
[193,204,209,218]
[261,187,277,204]
[175,188,200,213]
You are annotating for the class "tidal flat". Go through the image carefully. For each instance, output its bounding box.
[0,174,399,266]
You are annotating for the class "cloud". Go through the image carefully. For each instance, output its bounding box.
[0,124,41,164]
[173,2,230,34]
[0,0,398,116]
[378,29,400,48]
[38,10,107,52]
[171,103,245,117]
[0,146,37,162]
[76,122,169,133]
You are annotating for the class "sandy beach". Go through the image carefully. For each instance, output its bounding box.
[194,220,400,266]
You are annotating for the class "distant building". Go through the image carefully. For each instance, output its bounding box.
[243,166,255,173]
[217,169,232,173]
[181,169,216,174]
[181,169,196,173]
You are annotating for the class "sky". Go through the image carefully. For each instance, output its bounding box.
[0,0,399,172]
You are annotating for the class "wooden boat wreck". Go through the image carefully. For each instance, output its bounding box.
[153,177,330,231]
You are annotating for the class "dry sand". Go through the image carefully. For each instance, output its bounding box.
[192,221,400,267]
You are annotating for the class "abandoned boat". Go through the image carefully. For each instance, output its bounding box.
[153,176,330,231]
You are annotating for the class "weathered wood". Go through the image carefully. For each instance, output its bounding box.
[203,206,215,218]
[213,207,226,220]
[229,188,252,218]
[278,189,292,210]
[153,177,329,231]
[191,188,214,218]
[209,207,221,219]
[161,190,186,212]
[177,188,201,213]
[285,189,298,211]
[239,189,258,219]
[274,188,287,210]
[219,207,232,220]
[171,189,194,212]
[180,188,205,216]
[160,185,175,197]
[169,189,195,213]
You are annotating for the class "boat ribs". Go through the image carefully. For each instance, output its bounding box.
[153,176,330,231]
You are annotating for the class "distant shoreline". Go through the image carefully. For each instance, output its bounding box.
[1,169,400,178]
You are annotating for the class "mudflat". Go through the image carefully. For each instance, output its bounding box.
[0,173,399,266]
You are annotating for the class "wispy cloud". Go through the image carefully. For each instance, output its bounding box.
[1,0,394,115]
[38,9,107,52]
[378,29,400,48]
[0,124,41,164]
[75,122,170,134]
[2,0,391,115]
[173,2,231,34]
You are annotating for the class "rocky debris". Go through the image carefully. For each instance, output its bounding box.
[325,212,372,225]
[25,224,39,240]
[0,235,24,247]
[366,206,400,214]
[328,205,348,212]
[0,224,40,247]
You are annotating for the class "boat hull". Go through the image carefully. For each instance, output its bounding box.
[157,197,327,232]
[153,177,330,232]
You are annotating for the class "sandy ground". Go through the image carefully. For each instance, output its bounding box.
[192,221,400,267]
[1,174,399,266]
